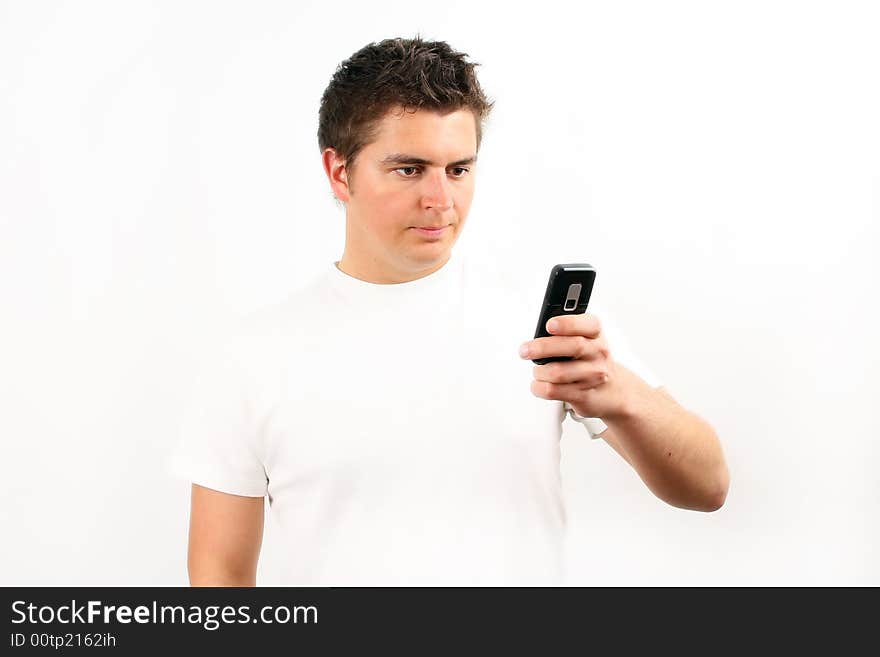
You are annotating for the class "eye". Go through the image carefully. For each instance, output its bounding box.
[394,167,470,178]
[393,166,471,177]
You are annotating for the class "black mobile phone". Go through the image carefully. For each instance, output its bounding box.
[531,263,596,365]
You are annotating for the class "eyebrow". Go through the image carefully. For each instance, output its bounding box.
[379,153,477,167]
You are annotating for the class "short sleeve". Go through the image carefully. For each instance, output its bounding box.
[565,301,663,439]
[167,339,269,497]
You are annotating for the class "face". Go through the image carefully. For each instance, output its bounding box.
[323,106,478,283]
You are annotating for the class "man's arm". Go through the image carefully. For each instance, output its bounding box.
[522,311,729,511]
[187,484,265,586]
[598,367,730,512]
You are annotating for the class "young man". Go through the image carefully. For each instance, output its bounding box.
[170,36,729,586]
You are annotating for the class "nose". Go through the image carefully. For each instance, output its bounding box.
[421,168,454,212]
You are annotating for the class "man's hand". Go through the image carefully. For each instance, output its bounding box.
[519,313,629,420]
[520,314,730,512]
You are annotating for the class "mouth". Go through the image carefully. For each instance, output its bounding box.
[410,225,449,238]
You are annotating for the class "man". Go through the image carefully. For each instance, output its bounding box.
[170,36,729,586]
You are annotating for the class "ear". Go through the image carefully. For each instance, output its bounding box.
[322,148,351,203]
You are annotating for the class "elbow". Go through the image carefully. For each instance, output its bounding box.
[700,463,730,512]
[693,429,730,512]
[700,490,727,513]
[666,463,729,513]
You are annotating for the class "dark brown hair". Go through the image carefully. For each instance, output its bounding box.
[317,35,494,195]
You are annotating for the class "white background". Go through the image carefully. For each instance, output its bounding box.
[1,0,877,586]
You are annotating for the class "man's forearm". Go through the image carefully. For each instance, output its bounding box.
[602,365,730,512]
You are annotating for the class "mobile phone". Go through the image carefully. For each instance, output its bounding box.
[531,263,596,365]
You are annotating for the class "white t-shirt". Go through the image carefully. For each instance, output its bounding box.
[168,247,661,585]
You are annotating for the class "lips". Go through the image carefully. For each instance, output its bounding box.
[412,225,449,239]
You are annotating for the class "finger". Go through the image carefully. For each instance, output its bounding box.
[533,361,609,387]
[521,335,604,361]
[546,313,601,338]
[531,379,605,400]
[531,380,608,406]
